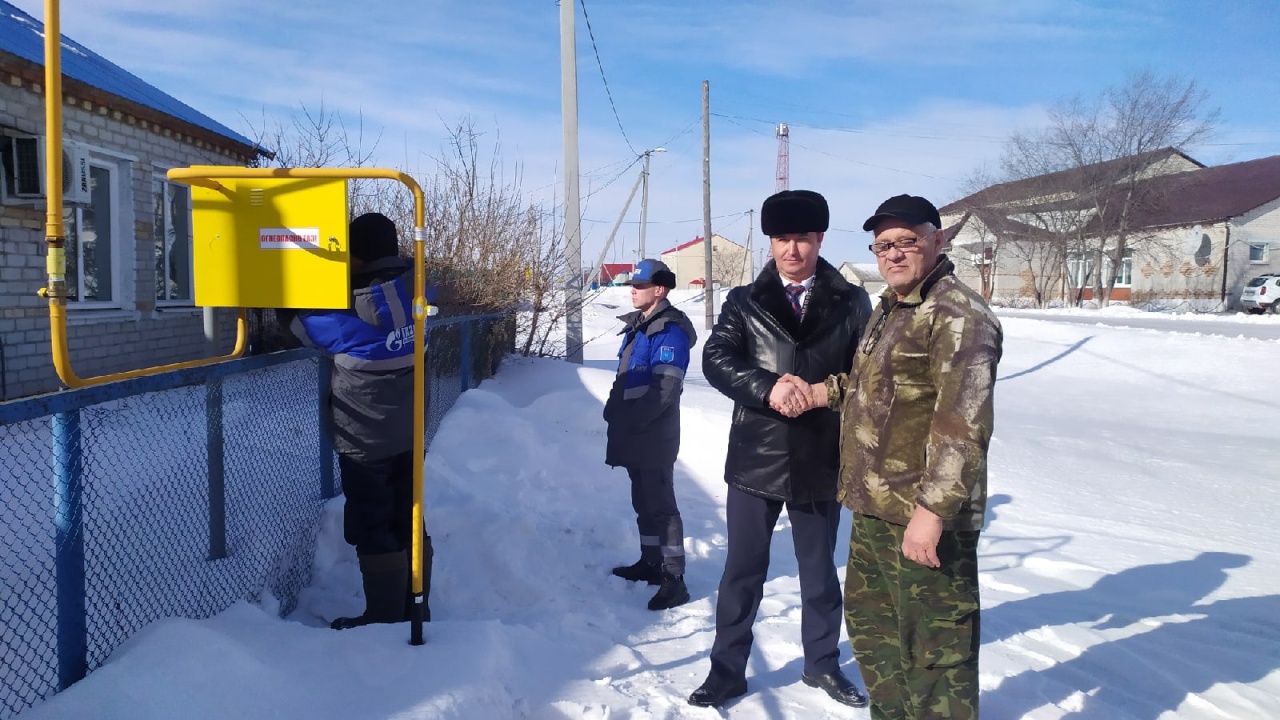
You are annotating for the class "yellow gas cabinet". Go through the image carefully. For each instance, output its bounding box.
[188,168,351,309]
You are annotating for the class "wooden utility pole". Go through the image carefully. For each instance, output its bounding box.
[561,0,583,363]
[589,167,644,288]
[639,150,651,259]
[702,80,714,330]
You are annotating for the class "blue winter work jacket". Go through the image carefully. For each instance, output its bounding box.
[604,299,697,469]
[290,256,434,461]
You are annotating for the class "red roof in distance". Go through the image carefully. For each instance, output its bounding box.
[599,263,634,282]
[663,236,704,254]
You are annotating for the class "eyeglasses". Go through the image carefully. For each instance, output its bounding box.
[868,236,925,256]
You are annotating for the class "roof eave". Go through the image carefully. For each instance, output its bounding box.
[0,54,268,161]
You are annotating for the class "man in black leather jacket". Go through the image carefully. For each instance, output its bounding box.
[689,190,872,709]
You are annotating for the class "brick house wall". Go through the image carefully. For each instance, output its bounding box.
[946,200,1280,310]
[1229,197,1280,304]
[661,234,753,289]
[0,71,254,400]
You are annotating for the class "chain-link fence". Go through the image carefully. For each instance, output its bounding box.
[0,312,513,719]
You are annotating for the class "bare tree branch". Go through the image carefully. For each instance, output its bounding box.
[965,71,1217,307]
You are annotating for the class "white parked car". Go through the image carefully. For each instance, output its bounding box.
[1241,273,1280,313]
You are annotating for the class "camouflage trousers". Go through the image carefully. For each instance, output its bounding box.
[844,513,981,720]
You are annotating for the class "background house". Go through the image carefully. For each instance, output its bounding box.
[659,233,753,289]
[941,149,1280,310]
[838,262,886,298]
[0,1,263,399]
[598,262,633,286]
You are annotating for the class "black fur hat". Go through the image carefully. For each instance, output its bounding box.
[761,189,830,237]
[349,212,400,261]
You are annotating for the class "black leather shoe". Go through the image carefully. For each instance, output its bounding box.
[611,559,663,585]
[802,669,868,708]
[688,675,747,708]
[647,573,690,611]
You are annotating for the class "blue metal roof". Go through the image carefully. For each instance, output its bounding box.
[0,1,259,150]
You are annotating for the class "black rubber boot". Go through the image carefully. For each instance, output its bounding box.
[331,550,409,630]
[612,559,663,585]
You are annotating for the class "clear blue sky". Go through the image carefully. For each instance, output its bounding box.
[14,0,1280,265]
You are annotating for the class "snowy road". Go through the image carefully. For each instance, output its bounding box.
[996,308,1280,341]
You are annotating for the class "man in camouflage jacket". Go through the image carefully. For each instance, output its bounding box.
[795,195,1001,719]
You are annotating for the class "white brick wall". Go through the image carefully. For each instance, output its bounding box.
[945,202,1280,310]
[0,77,251,399]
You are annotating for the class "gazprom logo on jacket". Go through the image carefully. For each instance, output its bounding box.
[386,325,415,352]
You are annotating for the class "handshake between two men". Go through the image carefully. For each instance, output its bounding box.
[767,375,830,418]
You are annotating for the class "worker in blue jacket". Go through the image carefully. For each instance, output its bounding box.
[286,212,434,629]
[604,258,697,611]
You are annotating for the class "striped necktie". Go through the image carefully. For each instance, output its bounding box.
[785,283,804,320]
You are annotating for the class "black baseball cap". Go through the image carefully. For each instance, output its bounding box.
[861,194,942,232]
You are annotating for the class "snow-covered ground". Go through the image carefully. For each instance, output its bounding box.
[18,288,1280,719]
[995,306,1280,340]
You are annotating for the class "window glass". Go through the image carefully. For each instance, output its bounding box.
[154,179,192,301]
[63,164,114,302]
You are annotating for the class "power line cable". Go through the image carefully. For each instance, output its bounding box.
[582,154,643,201]
[712,112,1004,143]
[657,116,702,148]
[715,114,943,179]
[522,117,701,198]
[582,212,743,225]
[527,155,636,196]
[579,0,637,155]
[716,90,1280,148]
[719,112,1280,149]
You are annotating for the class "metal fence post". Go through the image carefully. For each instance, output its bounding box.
[205,379,226,560]
[52,409,86,690]
[318,357,335,499]
[205,308,226,561]
[460,320,473,392]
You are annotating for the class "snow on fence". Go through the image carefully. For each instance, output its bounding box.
[0,312,513,719]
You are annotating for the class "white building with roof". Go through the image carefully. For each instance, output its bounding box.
[838,262,886,297]
[0,1,265,398]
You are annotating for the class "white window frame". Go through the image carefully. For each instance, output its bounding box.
[1111,252,1134,288]
[153,174,195,306]
[1248,242,1270,264]
[64,159,125,309]
[1066,255,1093,288]
[1067,251,1133,288]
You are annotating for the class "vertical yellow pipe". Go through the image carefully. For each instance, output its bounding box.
[42,0,81,385]
[43,0,63,245]
[409,190,428,644]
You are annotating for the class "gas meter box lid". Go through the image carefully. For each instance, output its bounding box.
[189,171,350,309]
